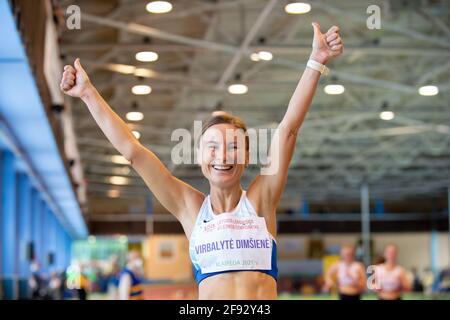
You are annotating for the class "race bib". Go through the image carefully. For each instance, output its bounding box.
[192,213,272,273]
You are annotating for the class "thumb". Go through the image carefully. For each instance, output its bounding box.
[312,22,321,37]
[74,58,85,72]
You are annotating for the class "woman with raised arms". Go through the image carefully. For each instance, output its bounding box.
[60,22,343,300]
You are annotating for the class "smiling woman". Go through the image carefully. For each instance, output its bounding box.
[4,0,450,308]
[59,20,344,299]
[197,119,249,190]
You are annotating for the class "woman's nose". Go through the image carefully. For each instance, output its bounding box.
[213,147,228,163]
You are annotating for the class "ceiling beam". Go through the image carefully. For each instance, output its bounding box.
[61,43,450,57]
[77,12,418,93]
[314,1,450,49]
[216,0,279,88]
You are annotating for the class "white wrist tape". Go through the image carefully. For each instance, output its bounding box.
[307,59,330,75]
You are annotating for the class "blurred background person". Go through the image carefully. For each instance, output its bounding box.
[373,244,412,300]
[323,244,367,300]
[422,267,435,296]
[28,260,45,300]
[411,267,424,293]
[48,271,63,300]
[435,266,450,293]
[75,264,90,300]
[118,251,144,300]
[107,254,122,300]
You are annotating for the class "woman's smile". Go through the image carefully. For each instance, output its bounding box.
[211,164,234,172]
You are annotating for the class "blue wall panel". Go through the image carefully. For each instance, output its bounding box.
[1,150,18,299]
[31,191,44,268]
[17,173,32,278]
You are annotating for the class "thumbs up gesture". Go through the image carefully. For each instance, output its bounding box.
[60,58,92,98]
[310,22,344,64]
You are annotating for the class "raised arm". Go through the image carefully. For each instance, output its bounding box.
[60,59,203,223]
[250,23,343,212]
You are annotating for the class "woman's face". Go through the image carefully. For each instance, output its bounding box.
[341,246,354,263]
[384,245,397,263]
[197,123,248,189]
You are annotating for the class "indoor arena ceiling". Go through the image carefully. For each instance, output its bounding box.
[58,0,450,212]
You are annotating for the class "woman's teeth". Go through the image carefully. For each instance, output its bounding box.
[212,165,233,171]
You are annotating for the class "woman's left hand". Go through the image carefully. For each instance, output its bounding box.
[310,22,344,65]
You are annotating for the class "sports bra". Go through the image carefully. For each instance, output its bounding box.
[376,264,403,292]
[189,191,278,284]
[337,261,360,287]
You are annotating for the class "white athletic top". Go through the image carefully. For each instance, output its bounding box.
[188,191,278,284]
[376,264,403,292]
[337,261,361,287]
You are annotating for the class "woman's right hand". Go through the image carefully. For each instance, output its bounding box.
[60,58,92,98]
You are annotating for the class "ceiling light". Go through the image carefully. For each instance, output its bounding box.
[135,51,158,62]
[285,2,311,14]
[126,111,144,121]
[379,111,395,121]
[250,53,260,61]
[258,51,273,61]
[228,84,248,94]
[134,68,156,78]
[111,155,130,165]
[418,85,438,96]
[146,1,172,14]
[119,166,130,175]
[131,85,152,95]
[324,84,345,95]
[109,176,129,185]
[107,63,136,74]
[132,130,141,139]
